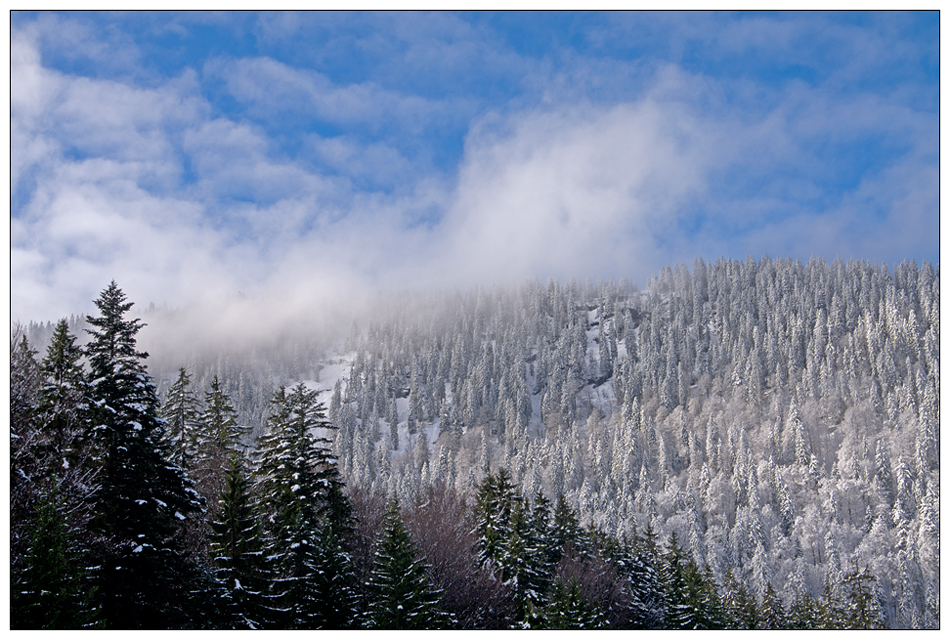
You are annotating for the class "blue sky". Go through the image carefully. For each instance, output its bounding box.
[10,11,939,323]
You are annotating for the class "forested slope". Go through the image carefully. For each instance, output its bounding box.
[14,256,938,628]
[321,256,939,628]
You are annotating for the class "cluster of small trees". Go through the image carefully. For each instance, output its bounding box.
[462,469,888,629]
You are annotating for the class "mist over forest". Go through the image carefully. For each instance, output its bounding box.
[13,254,938,629]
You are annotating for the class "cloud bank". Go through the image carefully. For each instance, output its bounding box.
[10,12,938,332]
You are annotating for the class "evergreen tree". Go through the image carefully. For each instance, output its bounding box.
[304,483,361,629]
[473,469,519,570]
[502,498,552,612]
[82,281,204,628]
[192,375,251,541]
[11,322,102,630]
[10,328,41,441]
[11,488,101,629]
[160,367,202,469]
[252,382,354,628]
[818,574,847,629]
[757,582,786,629]
[38,318,92,467]
[720,567,757,628]
[842,567,886,629]
[208,456,276,628]
[10,329,42,528]
[682,559,724,629]
[366,499,453,629]
[539,577,609,629]
[625,525,667,628]
[787,587,821,629]
[660,533,695,628]
[202,374,251,458]
[550,492,589,560]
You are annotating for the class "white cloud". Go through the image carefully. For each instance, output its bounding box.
[10,13,937,336]
[208,55,442,135]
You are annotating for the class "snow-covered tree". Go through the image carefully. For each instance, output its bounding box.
[366,499,453,629]
[83,281,204,628]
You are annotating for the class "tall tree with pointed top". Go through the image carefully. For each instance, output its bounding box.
[253,382,356,628]
[366,499,453,629]
[83,281,203,628]
[11,488,101,629]
[208,455,277,629]
[160,367,202,470]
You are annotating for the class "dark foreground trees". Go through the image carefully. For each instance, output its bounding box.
[82,282,205,628]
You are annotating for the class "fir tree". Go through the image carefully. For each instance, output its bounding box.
[787,587,821,629]
[550,492,589,560]
[473,469,519,570]
[540,577,609,629]
[160,367,202,469]
[660,533,695,629]
[304,483,361,629]
[10,329,42,528]
[842,567,886,629]
[38,318,92,468]
[252,382,353,628]
[83,281,203,628]
[721,567,758,629]
[10,488,101,629]
[208,456,276,628]
[366,499,453,629]
[758,581,786,629]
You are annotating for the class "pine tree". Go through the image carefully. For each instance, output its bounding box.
[818,573,847,629]
[366,499,453,629]
[660,533,695,629]
[38,318,92,468]
[502,498,552,612]
[10,328,42,529]
[721,568,757,629]
[193,375,251,534]
[682,558,724,629]
[842,567,885,629]
[473,469,519,570]
[787,587,821,629]
[208,456,276,628]
[82,281,204,628]
[11,322,103,630]
[758,581,786,629]
[11,488,101,629]
[540,577,609,629]
[252,382,354,628]
[304,483,361,629]
[160,367,202,469]
[625,525,667,628]
[10,328,41,441]
[550,492,589,560]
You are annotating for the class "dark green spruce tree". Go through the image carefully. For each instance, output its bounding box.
[625,524,667,628]
[11,488,100,629]
[13,319,101,628]
[366,499,453,629]
[208,455,277,628]
[252,382,358,628]
[83,281,204,628]
[160,367,202,470]
[541,577,609,629]
[842,567,885,629]
[660,532,695,629]
[195,375,252,500]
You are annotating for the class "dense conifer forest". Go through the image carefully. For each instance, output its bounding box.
[11,256,938,629]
